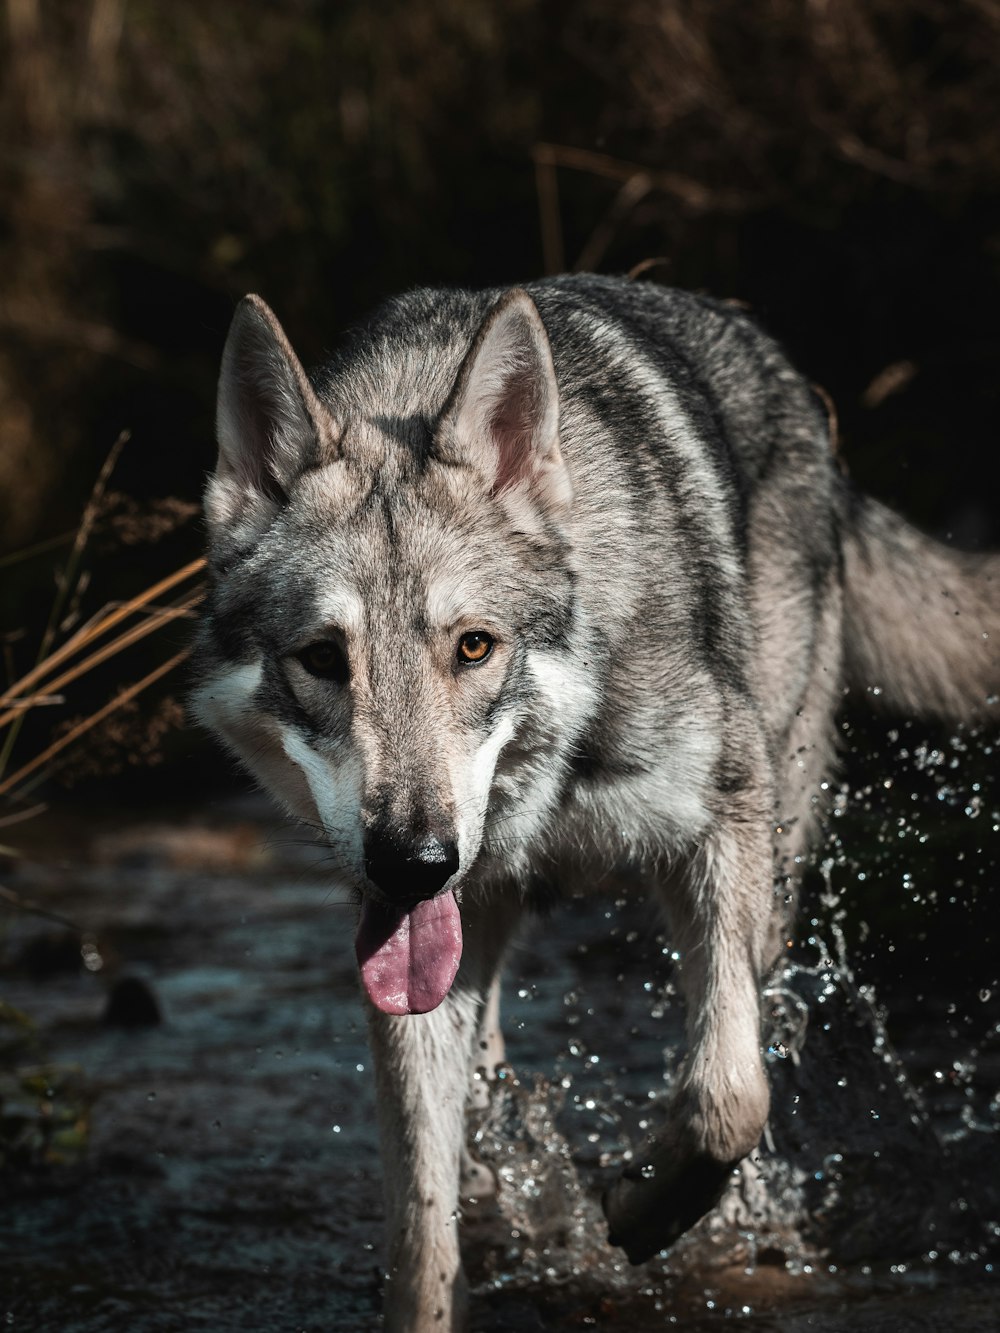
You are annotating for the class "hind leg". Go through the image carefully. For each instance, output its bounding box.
[468,972,506,1107]
[461,973,506,1202]
[603,773,774,1263]
[744,544,844,962]
[770,581,844,960]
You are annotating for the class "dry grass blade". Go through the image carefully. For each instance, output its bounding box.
[0,589,202,731]
[534,152,564,275]
[0,883,80,933]
[0,431,131,779]
[0,557,206,710]
[0,529,77,572]
[532,142,746,213]
[0,801,47,830]
[0,694,65,713]
[40,431,130,660]
[573,172,653,273]
[0,647,190,800]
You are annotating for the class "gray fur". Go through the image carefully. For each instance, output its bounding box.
[192,274,999,1332]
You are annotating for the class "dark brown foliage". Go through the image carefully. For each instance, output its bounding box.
[2,1,1000,544]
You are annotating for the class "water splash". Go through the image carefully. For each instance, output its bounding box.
[462,772,1000,1320]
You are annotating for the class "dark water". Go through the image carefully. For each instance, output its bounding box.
[1,758,998,1331]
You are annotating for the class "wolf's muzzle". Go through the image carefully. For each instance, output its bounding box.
[364,832,460,904]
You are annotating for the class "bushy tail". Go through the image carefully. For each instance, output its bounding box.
[842,495,1000,722]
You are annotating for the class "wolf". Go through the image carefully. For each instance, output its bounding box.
[191,273,998,1332]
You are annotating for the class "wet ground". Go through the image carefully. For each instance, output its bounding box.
[1,729,998,1331]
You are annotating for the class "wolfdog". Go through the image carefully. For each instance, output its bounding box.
[192,274,998,1331]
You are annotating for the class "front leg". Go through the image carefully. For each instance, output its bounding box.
[368,899,515,1332]
[603,797,774,1264]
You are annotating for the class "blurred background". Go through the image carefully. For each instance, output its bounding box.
[2,0,1000,800]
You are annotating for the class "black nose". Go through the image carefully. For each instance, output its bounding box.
[364,834,460,904]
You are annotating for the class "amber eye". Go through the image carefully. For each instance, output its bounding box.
[457,631,494,665]
[297,640,348,684]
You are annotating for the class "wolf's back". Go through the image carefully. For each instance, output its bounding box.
[313,272,998,726]
[842,493,1000,721]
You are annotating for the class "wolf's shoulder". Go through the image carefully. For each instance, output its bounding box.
[339,273,771,355]
[316,275,821,485]
[526,274,787,381]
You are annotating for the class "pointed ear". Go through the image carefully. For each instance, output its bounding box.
[208,295,339,528]
[436,289,572,514]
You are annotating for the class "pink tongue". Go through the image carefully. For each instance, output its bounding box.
[355,890,463,1015]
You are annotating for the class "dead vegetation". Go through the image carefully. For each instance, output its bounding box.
[3,0,1000,552]
[0,438,201,810]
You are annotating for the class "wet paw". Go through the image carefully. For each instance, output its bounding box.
[602,1147,738,1265]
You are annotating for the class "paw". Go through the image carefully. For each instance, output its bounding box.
[602,1145,739,1265]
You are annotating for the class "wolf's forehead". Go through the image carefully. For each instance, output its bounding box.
[321,334,466,427]
[309,566,479,640]
[282,481,490,635]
